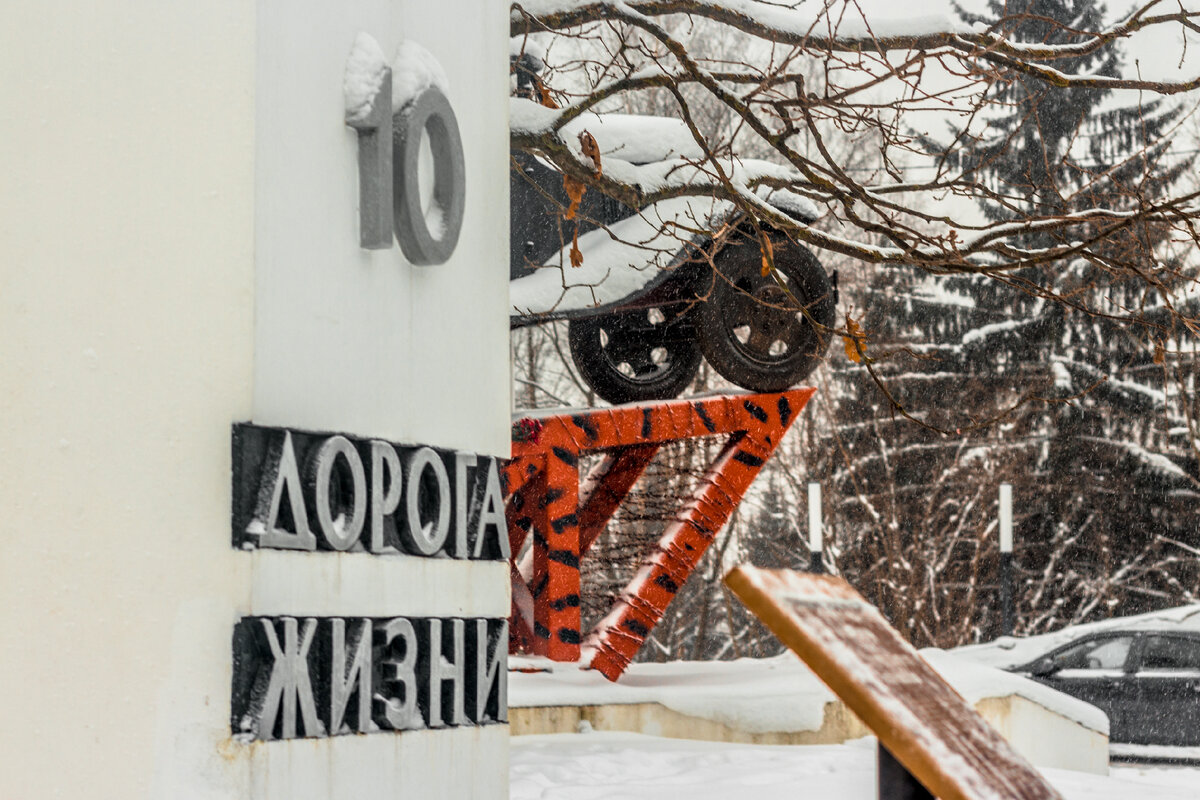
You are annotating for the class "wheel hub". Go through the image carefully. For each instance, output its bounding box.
[728,280,807,362]
[599,310,690,380]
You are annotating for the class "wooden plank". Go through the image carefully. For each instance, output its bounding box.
[725,567,1063,800]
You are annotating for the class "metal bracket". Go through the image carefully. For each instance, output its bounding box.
[504,390,814,680]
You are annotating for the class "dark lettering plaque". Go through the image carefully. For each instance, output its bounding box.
[232,616,509,741]
[231,423,509,560]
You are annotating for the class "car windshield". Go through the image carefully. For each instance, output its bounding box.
[1050,635,1133,670]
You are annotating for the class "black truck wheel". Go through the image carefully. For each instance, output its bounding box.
[696,238,835,392]
[568,306,702,405]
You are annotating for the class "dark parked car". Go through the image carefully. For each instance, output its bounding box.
[1010,629,1200,746]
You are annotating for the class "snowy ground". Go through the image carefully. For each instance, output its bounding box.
[510,607,1200,797]
[511,731,1200,799]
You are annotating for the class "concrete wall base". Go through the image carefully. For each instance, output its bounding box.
[511,695,1109,775]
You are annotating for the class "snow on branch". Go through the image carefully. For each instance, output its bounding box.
[1079,436,1199,492]
[1053,358,1170,417]
[508,0,1200,396]
[510,0,1200,272]
[512,0,1200,92]
[961,312,1050,350]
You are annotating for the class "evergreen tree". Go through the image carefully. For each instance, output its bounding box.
[822,0,1200,639]
[944,0,1193,381]
[946,0,1198,540]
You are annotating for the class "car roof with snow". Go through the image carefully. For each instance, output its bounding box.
[954,604,1200,670]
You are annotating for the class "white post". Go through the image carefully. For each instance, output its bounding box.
[999,483,1013,554]
[807,482,824,573]
[999,483,1014,636]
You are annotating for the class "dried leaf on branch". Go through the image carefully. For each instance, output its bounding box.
[563,175,586,221]
[843,314,868,364]
[563,131,603,266]
[759,233,775,277]
[578,130,602,177]
[569,229,584,267]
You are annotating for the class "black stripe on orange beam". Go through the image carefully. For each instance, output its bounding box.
[531,573,549,598]
[641,407,654,438]
[513,515,533,531]
[571,414,599,441]
[693,402,717,433]
[547,549,580,568]
[550,513,578,533]
[538,487,564,508]
[778,395,793,426]
[743,399,768,423]
[550,594,581,611]
[552,446,578,467]
[557,628,582,644]
[509,491,525,511]
[733,450,764,467]
[622,618,650,636]
[654,574,680,593]
[534,622,551,639]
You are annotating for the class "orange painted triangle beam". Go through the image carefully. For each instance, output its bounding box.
[585,412,794,680]
[505,389,815,677]
[505,446,659,655]
[577,444,660,557]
